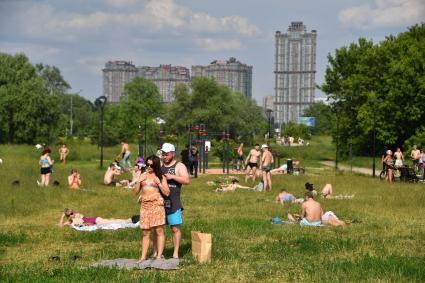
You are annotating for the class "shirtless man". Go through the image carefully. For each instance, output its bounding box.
[288,192,322,226]
[394,147,404,168]
[120,142,131,171]
[235,143,244,171]
[245,144,261,182]
[103,163,125,187]
[59,144,69,163]
[411,145,421,171]
[260,144,273,191]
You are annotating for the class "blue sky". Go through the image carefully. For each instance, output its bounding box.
[0,0,423,103]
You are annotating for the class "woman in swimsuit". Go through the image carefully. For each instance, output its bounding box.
[39,148,54,186]
[68,169,81,190]
[58,208,133,227]
[383,150,394,183]
[133,155,170,262]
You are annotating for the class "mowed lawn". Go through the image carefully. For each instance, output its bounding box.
[0,144,425,282]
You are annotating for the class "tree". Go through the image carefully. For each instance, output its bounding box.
[0,53,61,143]
[119,76,164,141]
[165,77,266,143]
[321,24,425,155]
[303,102,333,135]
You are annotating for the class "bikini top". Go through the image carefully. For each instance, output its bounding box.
[140,180,160,190]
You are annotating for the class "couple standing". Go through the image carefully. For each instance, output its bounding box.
[136,143,190,262]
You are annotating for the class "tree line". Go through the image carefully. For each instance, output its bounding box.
[320,23,425,155]
[0,52,266,145]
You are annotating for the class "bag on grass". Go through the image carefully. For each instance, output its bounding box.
[191,231,212,263]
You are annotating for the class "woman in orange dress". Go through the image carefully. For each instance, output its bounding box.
[134,155,170,262]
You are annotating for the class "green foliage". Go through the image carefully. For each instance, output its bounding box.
[303,102,333,135]
[0,53,62,143]
[321,24,425,155]
[403,126,425,151]
[210,139,238,161]
[165,77,266,143]
[281,121,311,139]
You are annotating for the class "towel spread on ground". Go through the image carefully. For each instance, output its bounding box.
[91,258,179,270]
[71,222,139,231]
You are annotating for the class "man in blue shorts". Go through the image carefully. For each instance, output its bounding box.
[160,143,190,259]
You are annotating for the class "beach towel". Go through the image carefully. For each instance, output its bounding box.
[71,222,139,231]
[299,218,322,226]
[91,258,179,270]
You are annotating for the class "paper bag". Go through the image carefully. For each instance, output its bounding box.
[191,231,212,263]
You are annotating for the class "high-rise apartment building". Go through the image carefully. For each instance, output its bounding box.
[103,61,138,103]
[191,57,252,99]
[274,21,317,124]
[263,95,275,115]
[138,65,190,103]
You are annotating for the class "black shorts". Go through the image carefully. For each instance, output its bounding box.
[247,162,258,169]
[40,167,52,175]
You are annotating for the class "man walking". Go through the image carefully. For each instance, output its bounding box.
[120,142,131,170]
[411,145,421,172]
[160,143,190,259]
[261,144,273,191]
[245,144,261,182]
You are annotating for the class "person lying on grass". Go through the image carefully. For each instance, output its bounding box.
[286,192,350,226]
[275,189,296,204]
[215,179,251,192]
[58,208,133,227]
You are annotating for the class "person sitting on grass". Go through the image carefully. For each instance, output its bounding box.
[58,208,134,227]
[126,163,146,189]
[288,191,322,226]
[215,179,251,192]
[275,189,296,204]
[321,183,333,198]
[321,184,354,199]
[104,163,127,187]
[68,169,81,190]
[305,182,318,197]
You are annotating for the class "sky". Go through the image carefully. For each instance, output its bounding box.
[0,0,424,103]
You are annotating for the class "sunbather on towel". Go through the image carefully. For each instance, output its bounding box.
[59,208,133,227]
[215,179,250,192]
[321,211,350,226]
[275,189,296,204]
[287,191,322,226]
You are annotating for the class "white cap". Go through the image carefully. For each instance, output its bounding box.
[386,150,392,155]
[161,143,175,153]
[261,144,269,149]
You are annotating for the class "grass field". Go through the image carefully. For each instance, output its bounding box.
[1,142,425,282]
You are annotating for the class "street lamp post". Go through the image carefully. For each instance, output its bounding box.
[95,96,107,168]
[333,103,342,172]
[266,109,273,143]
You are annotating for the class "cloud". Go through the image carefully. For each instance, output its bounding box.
[104,0,141,8]
[339,0,425,29]
[0,42,60,62]
[13,0,260,41]
[195,38,242,52]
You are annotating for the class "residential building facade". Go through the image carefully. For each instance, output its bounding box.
[191,57,252,99]
[103,61,138,103]
[274,21,317,124]
[138,65,190,103]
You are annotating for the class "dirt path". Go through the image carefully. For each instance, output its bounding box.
[320,161,374,176]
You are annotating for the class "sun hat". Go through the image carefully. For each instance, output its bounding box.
[261,144,269,149]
